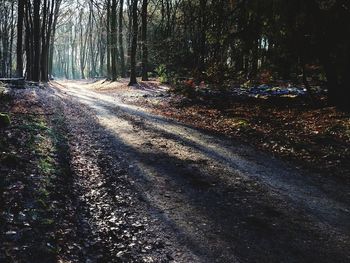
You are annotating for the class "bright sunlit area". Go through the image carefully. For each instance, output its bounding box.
[1,0,350,262]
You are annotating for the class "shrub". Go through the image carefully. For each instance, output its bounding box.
[155,64,169,83]
[171,79,198,99]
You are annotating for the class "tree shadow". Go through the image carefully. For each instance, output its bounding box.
[52,86,350,263]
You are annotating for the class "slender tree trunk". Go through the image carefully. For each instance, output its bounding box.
[111,0,118,80]
[48,0,61,78]
[88,6,94,77]
[141,0,148,81]
[79,9,88,79]
[32,0,41,82]
[9,2,15,77]
[40,0,48,81]
[119,0,126,77]
[128,0,138,86]
[24,1,33,80]
[127,0,132,72]
[71,24,76,79]
[16,0,24,77]
[99,16,105,77]
[106,0,111,79]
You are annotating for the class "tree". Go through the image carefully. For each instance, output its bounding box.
[32,0,41,82]
[16,0,24,78]
[110,0,118,80]
[0,0,15,78]
[119,0,126,78]
[141,0,148,81]
[2,0,349,109]
[128,0,138,86]
[106,0,111,78]
[79,8,88,79]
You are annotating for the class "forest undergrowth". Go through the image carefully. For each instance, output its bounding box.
[0,86,68,262]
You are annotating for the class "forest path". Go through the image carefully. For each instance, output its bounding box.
[52,80,350,263]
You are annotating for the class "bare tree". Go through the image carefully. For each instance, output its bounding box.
[119,0,126,77]
[111,0,118,80]
[128,0,138,86]
[32,0,41,82]
[141,0,148,81]
[16,0,24,77]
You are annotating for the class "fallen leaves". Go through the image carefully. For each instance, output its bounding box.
[1,87,175,262]
[124,88,350,180]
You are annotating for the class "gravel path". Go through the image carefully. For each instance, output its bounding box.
[49,80,350,262]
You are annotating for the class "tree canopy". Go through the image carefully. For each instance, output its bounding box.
[0,0,349,108]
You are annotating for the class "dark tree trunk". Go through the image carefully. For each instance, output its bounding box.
[126,0,133,72]
[106,0,111,79]
[141,0,148,81]
[32,0,41,82]
[16,0,24,77]
[119,0,126,78]
[128,0,138,86]
[9,2,15,77]
[24,1,34,80]
[48,1,61,78]
[40,0,48,81]
[111,0,118,80]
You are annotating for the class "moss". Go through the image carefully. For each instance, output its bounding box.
[39,158,54,174]
[19,121,48,133]
[41,218,54,225]
[236,119,249,127]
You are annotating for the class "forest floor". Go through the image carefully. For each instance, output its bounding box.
[88,79,350,181]
[1,79,350,262]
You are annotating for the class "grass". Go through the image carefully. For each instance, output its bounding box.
[0,88,71,261]
[38,158,55,174]
[19,117,49,133]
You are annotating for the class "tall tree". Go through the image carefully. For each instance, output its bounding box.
[79,8,88,79]
[40,0,48,81]
[48,0,61,78]
[0,0,15,77]
[16,0,24,77]
[119,0,126,77]
[141,0,148,81]
[106,0,111,79]
[128,0,138,86]
[32,0,41,82]
[110,0,118,80]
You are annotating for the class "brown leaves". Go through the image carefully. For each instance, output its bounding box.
[134,93,350,180]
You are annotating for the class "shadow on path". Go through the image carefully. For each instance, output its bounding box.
[52,81,350,263]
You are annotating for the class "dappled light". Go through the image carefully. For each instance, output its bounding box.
[1,0,350,262]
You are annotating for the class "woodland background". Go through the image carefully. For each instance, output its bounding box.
[0,0,349,108]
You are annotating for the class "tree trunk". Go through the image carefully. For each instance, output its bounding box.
[16,0,24,77]
[128,0,138,86]
[119,0,126,77]
[126,0,133,72]
[32,0,41,82]
[141,0,148,81]
[106,0,111,79]
[48,0,61,78]
[111,0,118,80]
[24,3,33,80]
[40,0,48,81]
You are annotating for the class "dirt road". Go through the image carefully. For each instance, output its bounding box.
[50,80,350,262]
